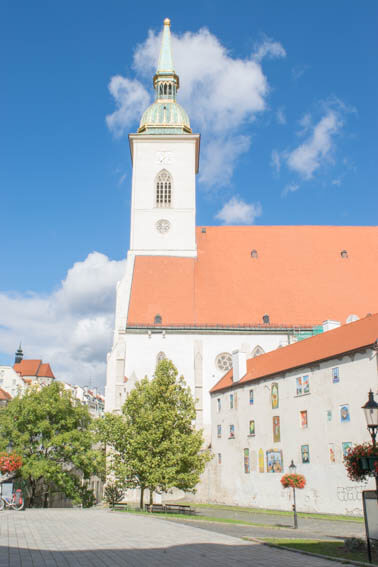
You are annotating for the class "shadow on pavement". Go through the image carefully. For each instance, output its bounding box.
[0,542,347,566]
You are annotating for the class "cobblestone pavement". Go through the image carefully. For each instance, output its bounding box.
[0,509,355,567]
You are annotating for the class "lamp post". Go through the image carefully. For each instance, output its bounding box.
[362,390,378,495]
[289,459,298,529]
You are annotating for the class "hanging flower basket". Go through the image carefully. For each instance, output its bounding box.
[0,452,22,474]
[281,473,306,489]
[344,443,378,482]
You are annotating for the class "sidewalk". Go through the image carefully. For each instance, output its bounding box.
[172,505,365,540]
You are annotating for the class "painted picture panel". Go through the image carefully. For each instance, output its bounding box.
[229,424,235,438]
[273,416,280,442]
[271,383,279,409]
[329,443,336,463]
[217,425,221,438]
[244,448,250,473]
[303,375,310,394]
[327,410,332,422]
[301,444,310,463]
[300,410,308,428]
[296,376,302,396]
[230,394,234,409]
[340,405,350,423]
[342,442,353,458]
[332,367,340,383]
[266,449,283,473]
[249,420,255,436]
[249,389,254,405]
[258,449,264,473]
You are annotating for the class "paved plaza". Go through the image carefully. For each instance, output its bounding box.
[0,508,356,567]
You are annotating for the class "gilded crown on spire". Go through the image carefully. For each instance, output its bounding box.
[138,19,191,134]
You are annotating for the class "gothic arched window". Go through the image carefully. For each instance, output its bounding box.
[155,170,172,208]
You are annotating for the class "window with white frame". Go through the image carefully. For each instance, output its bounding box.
[155,170,172,207]
[217,398,221,412]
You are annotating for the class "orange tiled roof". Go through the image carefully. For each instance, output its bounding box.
[14,359,41,376]
[127,226,378,327]
[14,359,55,379]
[0,388,12,401]
[37,363,55,379]
[210,313,378,393]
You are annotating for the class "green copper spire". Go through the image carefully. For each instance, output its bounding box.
[138,18,191,134]
[157,18,174,74]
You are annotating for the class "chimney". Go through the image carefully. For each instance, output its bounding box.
[232,350,247,382]
[322,320,341,332]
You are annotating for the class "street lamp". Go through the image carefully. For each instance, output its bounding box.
[289,459,298,529]
[362,390,378,494]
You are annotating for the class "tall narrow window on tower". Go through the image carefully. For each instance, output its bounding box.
[156,169,172,207]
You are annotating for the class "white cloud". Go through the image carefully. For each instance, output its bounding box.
[271,149,281,174]
[200,136,250,187]
[276,107,286,125]
[106,26,285,187]
[0,252,126,389]
[106,76,150,137]
[252,36,286,62]
[215,197,262,225]
[286,110,343,179]
[281,183,300,197]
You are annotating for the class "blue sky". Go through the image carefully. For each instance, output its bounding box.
[0,0,377,383]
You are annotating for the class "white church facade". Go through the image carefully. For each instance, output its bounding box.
[105,18,378,511]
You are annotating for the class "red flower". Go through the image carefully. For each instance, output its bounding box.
[0,452,22,473]
[281,473,306,489]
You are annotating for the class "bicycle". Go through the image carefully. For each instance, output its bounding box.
[0,489,24,511]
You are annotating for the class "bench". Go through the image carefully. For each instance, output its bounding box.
[145,503,195,515]
[112,502,128,510]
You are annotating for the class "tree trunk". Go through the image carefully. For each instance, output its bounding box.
[30,479,36,508]
[149,489,153,505]
[139,487,144,510]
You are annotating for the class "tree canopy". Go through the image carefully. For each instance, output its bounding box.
[97,359,211,508]
[0,382,104,506]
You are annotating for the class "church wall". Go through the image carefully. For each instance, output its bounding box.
[107,330,291,437]
[208,348,377,515]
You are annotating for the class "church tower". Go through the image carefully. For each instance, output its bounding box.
[128,18,199,257]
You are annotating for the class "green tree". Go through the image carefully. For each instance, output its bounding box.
[0,382,104,507]
[97,359,211,508]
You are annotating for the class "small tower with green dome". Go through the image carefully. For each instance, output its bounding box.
[128,18,200,257]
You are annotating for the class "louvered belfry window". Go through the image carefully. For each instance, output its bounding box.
[156,170,172,207]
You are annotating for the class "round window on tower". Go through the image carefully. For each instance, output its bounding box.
[215,353,232,372]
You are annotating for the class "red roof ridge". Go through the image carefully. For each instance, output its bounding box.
[0,387,12,401]
[210,313,378,393]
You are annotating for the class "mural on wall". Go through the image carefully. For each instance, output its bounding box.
[273,416,280,442]
[217,424,221,438]
[229,424,235,438]
[259,449,264,472]
[296,376,302,396]
[271,383,279,409]
[266,449,283,473]
[249,389,254,405]
[340,405,350,423]
[301,444,310,463]
[300,410,308,428]
[303,375,310,394]
[244,448,250,473]
[249,420,255,435]
[332,367,339,383]
[342,442,353,458]
[329,443,336,463]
